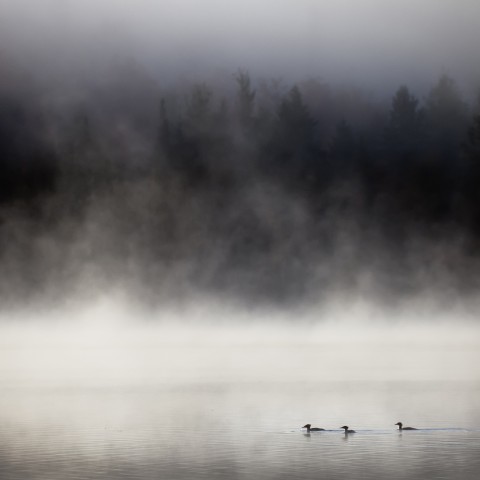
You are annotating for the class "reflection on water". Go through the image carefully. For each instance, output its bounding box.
[0,323,479,480]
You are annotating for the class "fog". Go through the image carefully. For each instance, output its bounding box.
[2,1,480,91]
[1,1,480,314]
[3,5,480,480]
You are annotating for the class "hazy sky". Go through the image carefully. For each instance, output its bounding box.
[1,1,480,90]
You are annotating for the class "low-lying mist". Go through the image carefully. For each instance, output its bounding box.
[2,292,480,388]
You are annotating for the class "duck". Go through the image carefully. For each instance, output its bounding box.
[302,424,325,432]
[395,422,417,431]
[340,425,356,434]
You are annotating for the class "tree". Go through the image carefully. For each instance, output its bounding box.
[265,85,320,184]
[0,94,58,203]
[235,70,256,132]
[384,85,424,160]
[467,115,480,163]
[461,105,480,233]
[465,91,480,165]
[159,84,234,184]
[424,75,469,162]
[184,84,213,134]
[157,98,170,155]
[276,86,317,156]
[329,119,356,175]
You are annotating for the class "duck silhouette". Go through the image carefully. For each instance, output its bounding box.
[302,424,325,432]
[395,422,417,431]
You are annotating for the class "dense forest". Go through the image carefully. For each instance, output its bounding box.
[1,57,480,307]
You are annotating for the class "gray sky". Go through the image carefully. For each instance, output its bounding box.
[1,1,480,92]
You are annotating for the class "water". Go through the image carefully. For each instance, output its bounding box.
[1,322,479,479]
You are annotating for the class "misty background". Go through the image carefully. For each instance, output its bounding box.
[1,0,480,313]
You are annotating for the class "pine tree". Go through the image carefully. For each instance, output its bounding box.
[384,85,424,159]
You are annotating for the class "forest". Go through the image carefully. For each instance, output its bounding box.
[1,56,480,307]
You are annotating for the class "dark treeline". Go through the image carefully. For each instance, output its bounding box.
[2,57,480,306]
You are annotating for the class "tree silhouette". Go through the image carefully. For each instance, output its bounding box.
[235,70,256,132]
[466,90,480,165]
[157,98,171,156]
[384,85,424,161]
[0,95,58,203]
[424,75,469,163]
[462,100,480,231]
[266,85,320,185]
[329,119,356,177]
[468,114,480,163]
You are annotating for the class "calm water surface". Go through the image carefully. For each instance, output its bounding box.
[1,324,479,479]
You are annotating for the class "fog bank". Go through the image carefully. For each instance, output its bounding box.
[1,1,480,91]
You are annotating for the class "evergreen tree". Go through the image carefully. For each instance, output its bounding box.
[266,85,320,184]
[157,98,170,156]
[329,119,356,175]
[424,75,469,162]
[467,114,480,163]
[384,85,424,160]
[465,91,480,165]
[235,70,256,132]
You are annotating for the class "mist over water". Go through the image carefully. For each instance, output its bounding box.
[1,1,480,479]
[1,305,480,480]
